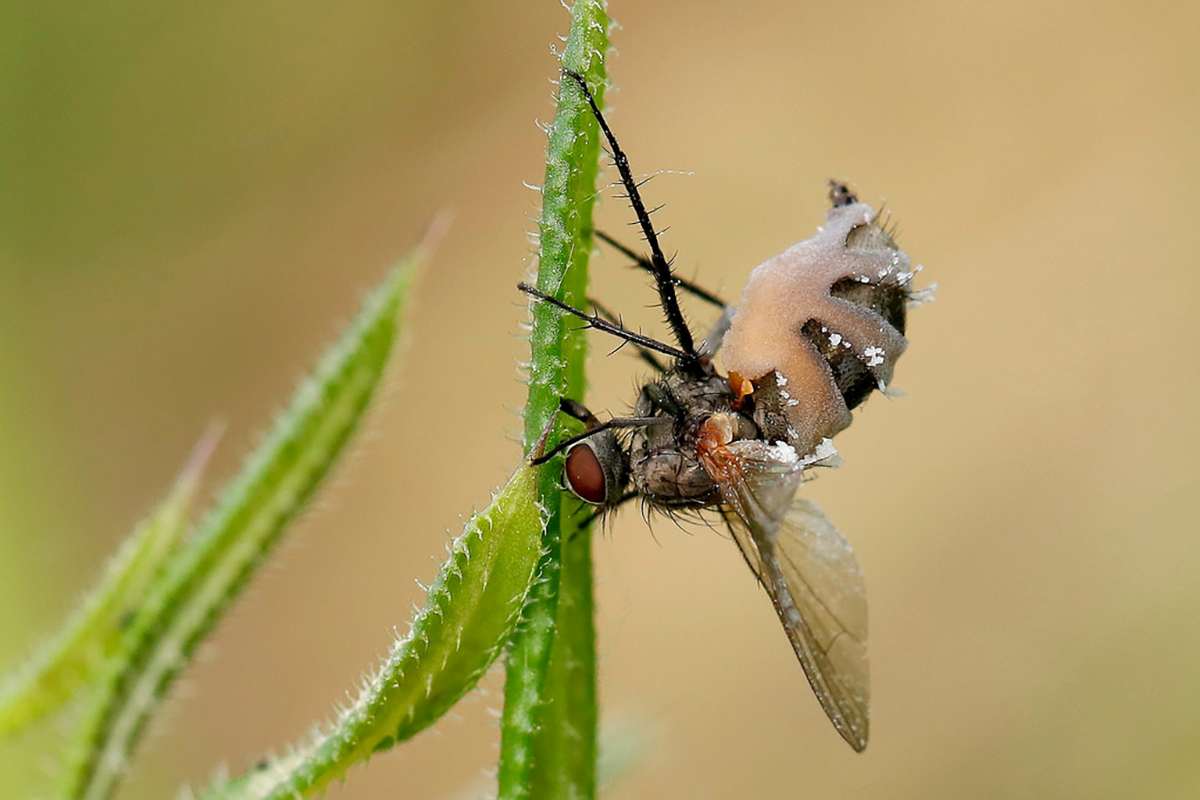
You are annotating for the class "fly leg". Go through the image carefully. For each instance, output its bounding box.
[529,398,601,463]
[563,70,701,369]
[592,230,726,309]
[701,305,736,359]
[558,397,602,428]
[592,229,735,357]
[531,413,663,466]
[519,282,689,362]
[588,298,667,372]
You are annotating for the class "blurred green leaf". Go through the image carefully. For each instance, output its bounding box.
[0,428,218,736]
[197,465,545,800]
[64,254,422,800]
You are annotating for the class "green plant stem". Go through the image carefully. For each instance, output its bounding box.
[64,255,422,800]
[532,522,599,795]
[498,2,609,798]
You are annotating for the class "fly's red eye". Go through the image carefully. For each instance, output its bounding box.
[564,444,606,504]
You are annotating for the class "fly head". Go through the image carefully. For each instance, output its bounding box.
[563,428,630,507]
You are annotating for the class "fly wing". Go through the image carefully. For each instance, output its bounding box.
[713,440,870,751]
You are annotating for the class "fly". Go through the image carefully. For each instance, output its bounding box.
[519,70,929,752]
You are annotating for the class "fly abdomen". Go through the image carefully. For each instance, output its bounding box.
[802,274,908,410]
[720,184,925,456]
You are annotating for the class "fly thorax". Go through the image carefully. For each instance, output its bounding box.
[629,416,719,506]
[630,446,717,506]
[661,370,737,419]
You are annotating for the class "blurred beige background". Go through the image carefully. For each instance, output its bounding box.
[2,1,1197,798]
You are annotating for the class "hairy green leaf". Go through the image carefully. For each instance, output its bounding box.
[64,256,421,800]
[498,2,610,798]
[0,429,218,736]
[196,465,545,800]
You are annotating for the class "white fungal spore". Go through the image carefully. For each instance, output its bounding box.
[801,438,840,466]
[766,441,801,464]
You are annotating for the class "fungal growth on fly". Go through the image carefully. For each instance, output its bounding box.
[519,71,931,752]
[721,185,914,457]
